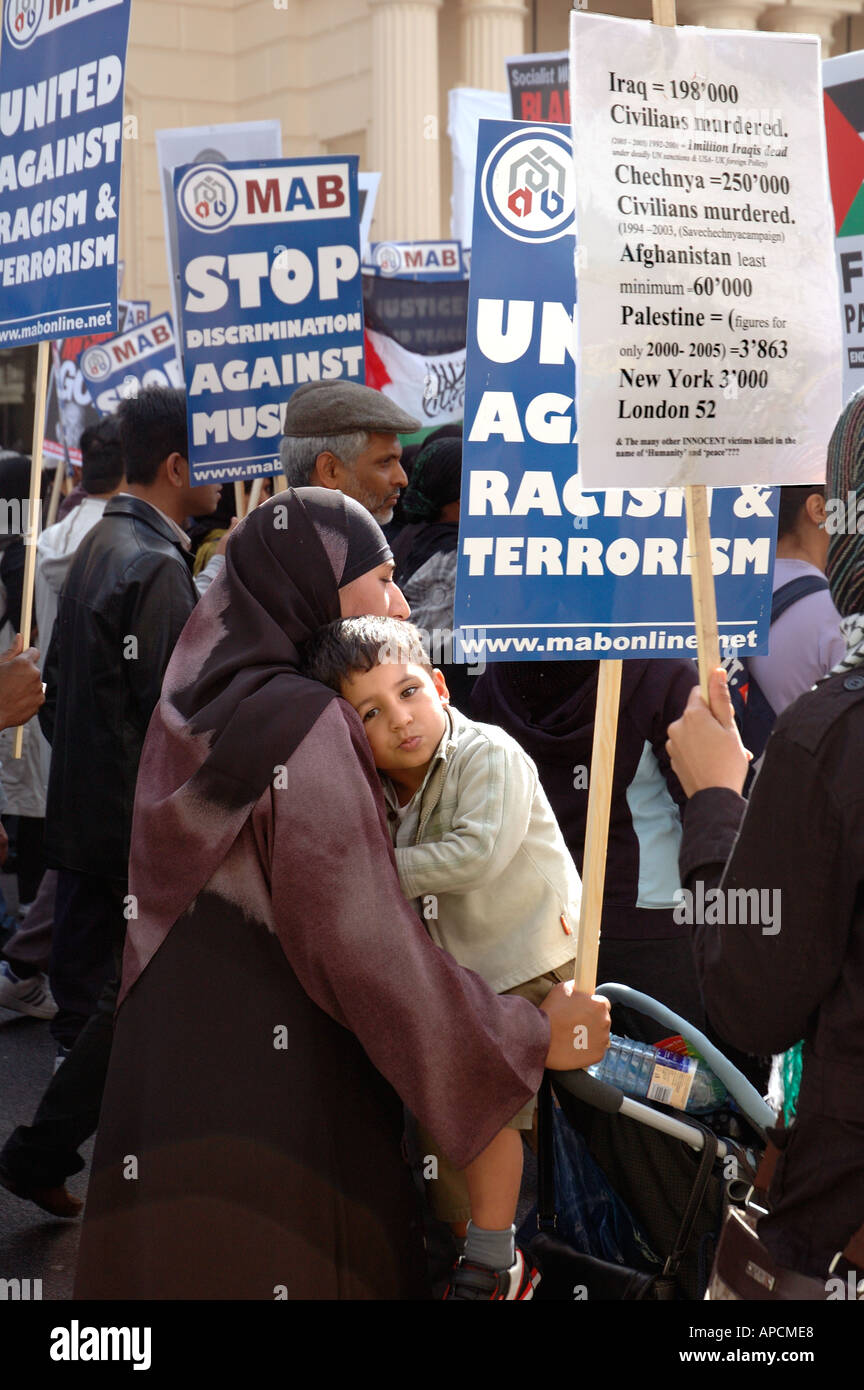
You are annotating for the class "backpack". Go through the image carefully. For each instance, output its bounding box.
[726,575,829,789]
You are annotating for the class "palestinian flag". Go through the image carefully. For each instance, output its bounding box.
[824,79,864,236]
[363,274,468,428]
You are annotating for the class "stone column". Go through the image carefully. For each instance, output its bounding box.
[460,0,527,92]
[370,0,443,241]
[759,1,857,54]
[676,0,765,29]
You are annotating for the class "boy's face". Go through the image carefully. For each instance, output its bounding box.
[341,661,449,789]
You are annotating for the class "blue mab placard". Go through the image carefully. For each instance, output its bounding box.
[365,240,467,281]
[453,119,777,661]
[0,0,130,345]
[174,156,364,483]
[78,312,182,415]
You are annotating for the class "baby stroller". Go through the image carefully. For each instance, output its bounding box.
[525,984,775,1300]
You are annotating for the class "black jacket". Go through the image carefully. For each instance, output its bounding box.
[40,495,198,882]
[680,670,864,1277]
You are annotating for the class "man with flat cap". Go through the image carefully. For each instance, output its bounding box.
[280,380,420,525]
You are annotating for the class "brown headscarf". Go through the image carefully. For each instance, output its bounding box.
[122,486,391,998]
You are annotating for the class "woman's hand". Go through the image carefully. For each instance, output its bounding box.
[666,667,750,798]
[541,982,611,1070]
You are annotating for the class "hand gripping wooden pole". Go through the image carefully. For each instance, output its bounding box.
[685,483,721,701]
[12,338,51,759]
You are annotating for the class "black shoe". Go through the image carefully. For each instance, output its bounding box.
[0,1164,83,1219]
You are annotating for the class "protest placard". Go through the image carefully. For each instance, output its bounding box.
[174,155,364,484]
[121,299,151,331]
[0,0,130,346]
[156,121,282,347]
[453,117,777,665]
[824,52,864,404]
[506,50,569,123]
[363,271,467,426]
[43,333,106,464]
[365,240,466,280]
[357,172,380,260]
[79,313,182,415]
[570,13,842,490]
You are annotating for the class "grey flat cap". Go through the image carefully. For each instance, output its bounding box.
[282,380,421,437]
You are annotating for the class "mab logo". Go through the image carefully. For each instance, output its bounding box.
[177,166,238,232]
[481,128,576,245]
[4,0,121,49]
[3,0,43,48]
[80,346,112,382]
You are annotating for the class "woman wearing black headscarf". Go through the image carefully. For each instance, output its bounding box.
[74,487,608,1300]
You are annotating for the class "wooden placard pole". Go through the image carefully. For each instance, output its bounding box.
[653,0,720,703]
[233,480,246,520]
[46,460,65,529]
[272,474,288,493]
[11,338,51,759]
[246,478,264,511]
[574,0,723,992]
[574,657,623,992]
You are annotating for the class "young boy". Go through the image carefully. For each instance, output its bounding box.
[304,616,583,1301]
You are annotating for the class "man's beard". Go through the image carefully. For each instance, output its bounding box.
[350,482,398,525]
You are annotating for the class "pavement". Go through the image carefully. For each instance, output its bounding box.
[0,870,89,1302]
[0,1010,90,1300]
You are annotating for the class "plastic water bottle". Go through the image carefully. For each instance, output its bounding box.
[588,1034,727,1114]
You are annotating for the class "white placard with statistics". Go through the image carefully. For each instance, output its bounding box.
[570,13,842,489]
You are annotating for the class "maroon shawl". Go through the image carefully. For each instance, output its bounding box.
[122,486,389,1000]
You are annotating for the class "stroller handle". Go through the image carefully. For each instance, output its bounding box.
[551,1068,727,1154]
[596,982,775,1134]
[554,1067,624,1114]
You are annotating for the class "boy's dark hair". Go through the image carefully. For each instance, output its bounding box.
[116,386,188,486]
[79,415,123,495]
[303,617,431,692]
[777,484,824,539]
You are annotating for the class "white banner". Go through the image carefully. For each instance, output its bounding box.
[448,86,510,248]
[570,13,842,488]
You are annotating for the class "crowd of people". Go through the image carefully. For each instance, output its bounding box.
[0,376,861,1301]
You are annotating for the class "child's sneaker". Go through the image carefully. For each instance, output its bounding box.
[443,1249,540,1300]
[0,961,57,1019]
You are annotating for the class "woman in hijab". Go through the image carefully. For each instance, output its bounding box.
[74,486,608,1300]
[666,392,864,1289]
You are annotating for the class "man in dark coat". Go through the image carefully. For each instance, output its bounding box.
[0,387,220,1217]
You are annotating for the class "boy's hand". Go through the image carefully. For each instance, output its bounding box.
[540,982,610,1071]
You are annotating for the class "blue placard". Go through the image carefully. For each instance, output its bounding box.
[453,119,777,661]
[0,0,130,345]
[173,156,364,483]
[78,312,182,415]
[364,240,467,281]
